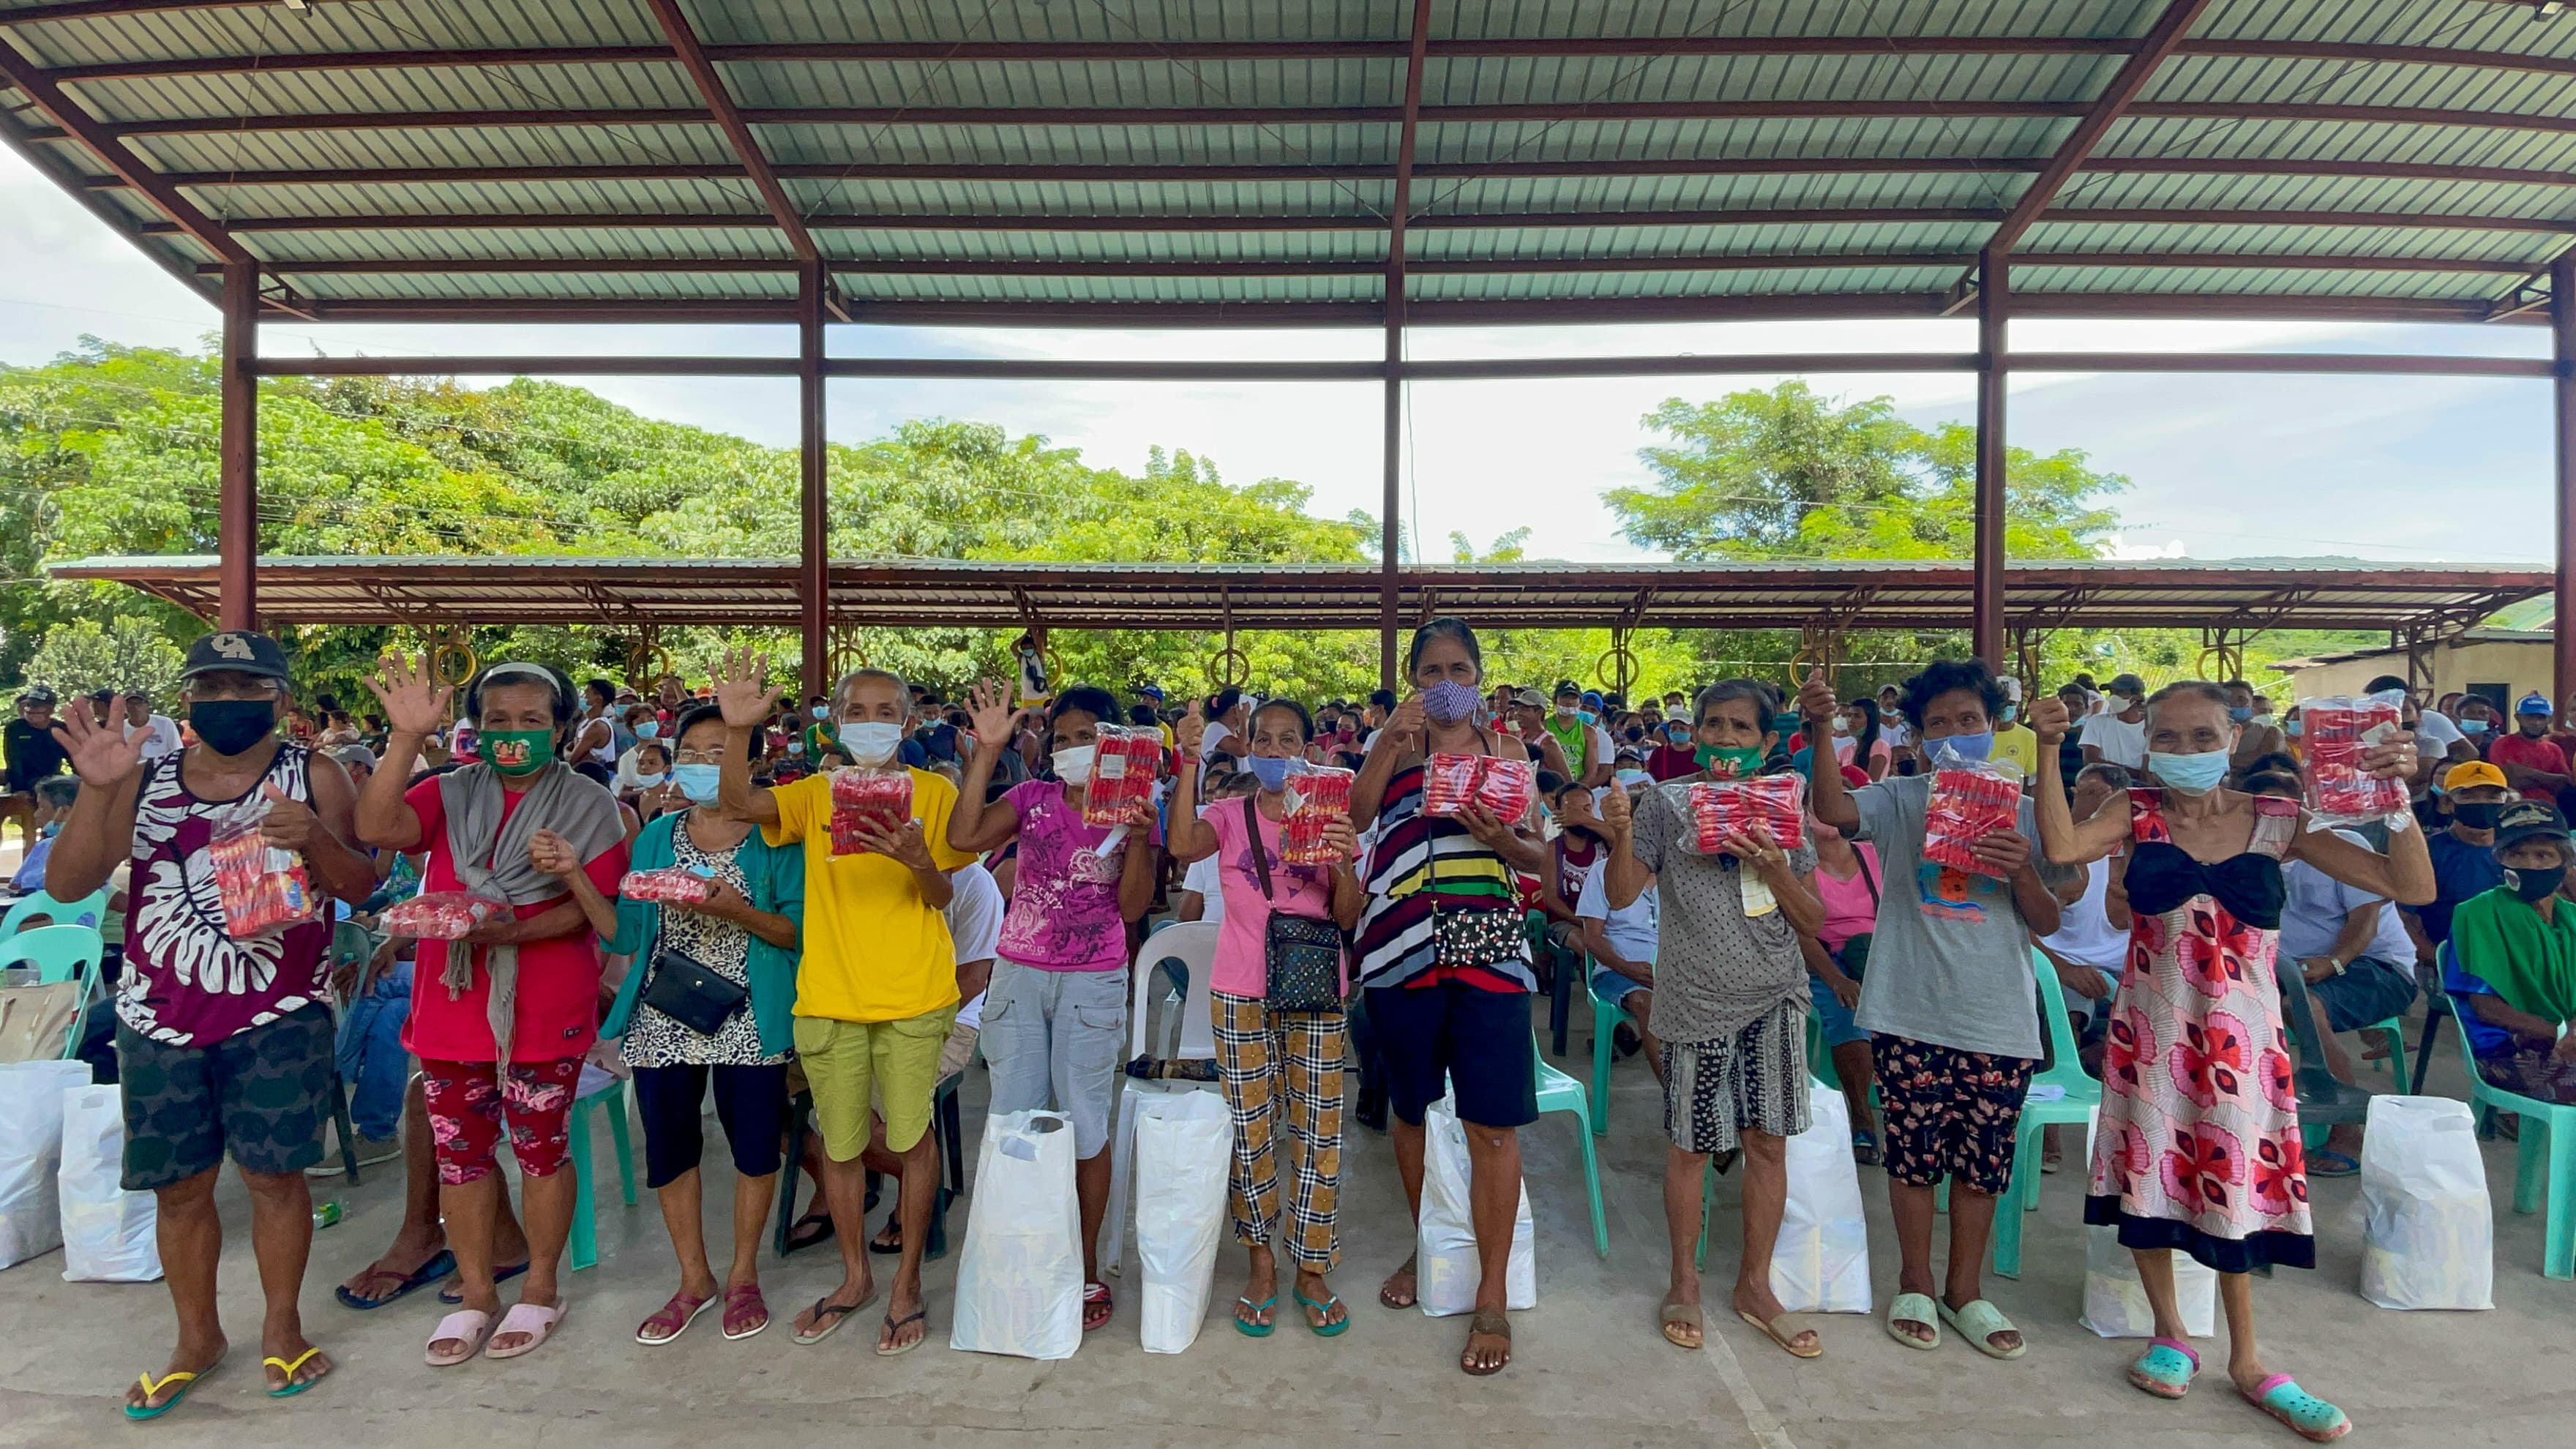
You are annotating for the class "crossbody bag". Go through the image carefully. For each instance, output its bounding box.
[1244,795,1344,1011]
[1835,850,1880,981]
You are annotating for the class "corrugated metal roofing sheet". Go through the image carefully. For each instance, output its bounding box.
[0,0,2568,323]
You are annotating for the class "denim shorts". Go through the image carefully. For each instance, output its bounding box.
[2307,956,2417,1034]
[1807,972,1868,1049]
[1590,962,1650,1009]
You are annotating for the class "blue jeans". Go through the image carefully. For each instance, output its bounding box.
[334,958,411,1141]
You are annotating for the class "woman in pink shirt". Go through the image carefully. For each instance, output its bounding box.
[1167,697,1365,1338]
[1801,806,1884,1164]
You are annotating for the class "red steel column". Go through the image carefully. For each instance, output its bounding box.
[1973,247,2010,665]
[217,263,258,630]
[2555,253,2576,708]
[799,259,829,697]
[1380,329,1402,691]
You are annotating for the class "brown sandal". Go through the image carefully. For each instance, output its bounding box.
[1461,1309,1511,1376]
[1379,1253,1418,1310]
[1660,1300,1704,1350]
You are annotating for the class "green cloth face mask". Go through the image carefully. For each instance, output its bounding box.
[479,728,555,776]
[1696,744,1764,779]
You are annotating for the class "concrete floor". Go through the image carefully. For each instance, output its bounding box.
[1,1002,2569,1449]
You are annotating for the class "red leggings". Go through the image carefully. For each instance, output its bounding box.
[419,1057,583,1186]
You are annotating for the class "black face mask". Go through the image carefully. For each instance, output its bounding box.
[2508,863,2569,904]
[188,699,276,756]
[2451,801,2504,831]
[1623,727,1644,743]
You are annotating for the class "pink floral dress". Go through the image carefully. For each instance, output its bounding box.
[2083,789,2313,1272]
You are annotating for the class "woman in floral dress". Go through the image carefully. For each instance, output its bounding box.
[2032,681,2429,1444]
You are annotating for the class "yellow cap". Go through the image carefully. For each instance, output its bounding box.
[2443,760,2507,793]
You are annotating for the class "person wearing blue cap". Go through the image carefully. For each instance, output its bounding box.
[2491,692,2572,815]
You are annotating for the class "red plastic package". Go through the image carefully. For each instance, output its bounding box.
[207,815,317,939]
[1688,774,1807,854]
[381,890,511,940]
[1082,724,1162,828]
[2299,691,2411,827]
[1923,756,2023,877]
[1422,753,1536,825]
[1282,766,1355,865]
[828,766,915,856]
[618,868,712,905]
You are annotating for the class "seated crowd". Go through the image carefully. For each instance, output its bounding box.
[12,625,2568,1444]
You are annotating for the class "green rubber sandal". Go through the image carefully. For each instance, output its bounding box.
[1295,1291,1349,1337]
[2243,1374,2351,1442]
[1885,1292,1940,1351]
[1234,1295,1277,1338]
[1936,1298,2026,1360]
[2127,1337,2199,1399]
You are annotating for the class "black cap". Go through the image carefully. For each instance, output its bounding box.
[17,686,55,707]
[2493,798,2569,851]
[179,630,291,684]
[85,687,114,703]
[2108,673,2146,695]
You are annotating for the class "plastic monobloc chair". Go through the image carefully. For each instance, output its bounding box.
[1992,948,2103,1279]
[1586,960,1633,1138]
[1531,1028,1609,1259]
[2441,942,2575,1281]
[566,1073,637,1271]
[0,923,102,1060]
[2,886,107,937]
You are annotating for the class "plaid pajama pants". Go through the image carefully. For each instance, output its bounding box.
[1211,991,1347,1271]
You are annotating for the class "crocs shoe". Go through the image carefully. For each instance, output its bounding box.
[2242,1375,2351,1442]
[2127,1337,2199,1399]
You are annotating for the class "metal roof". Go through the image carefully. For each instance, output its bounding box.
[4,0,2574,326]
[48,554,2553,634]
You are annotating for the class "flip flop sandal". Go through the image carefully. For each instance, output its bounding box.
[262,1347,330,1399]
[1081,1280,1113,1333]
[875,1308,929,1358]
[721,1284,770,1341]
[1885,1292,1941,1351]
[1378,1254,1418,1311]
[783,1213,836,1254]
[438,1258,529,1305]
[792,1284,880,1347]
[335,1249,455,1311]
[1659,1301,1704,1351]
[1936,1298,2026,1360]
[1459,1309,1512,1377]
[1737,1308,1823,1360]
[483,1300,570,1361]
[425,1310,493,1368]
[868,1224,905,1255]
[2243,1375,2352,1442]
[1850,1131,1882,1168]
[1235,1295,1278,1338]
[1295,1291,1350,1338]
[2127,1336,2201,1399]
[636,1292,716,1346]
[2306,1149,2362,1180]
[124,1355,222,1421]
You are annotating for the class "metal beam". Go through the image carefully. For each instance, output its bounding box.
[2557,252,2576,711]
[1381,0,1430,693]
[249,356,804,378]
[0,35,250,264]
[218,262,256,630]
[1973,248,2009,666]
[798,257,829,701]
[639,0,820,277]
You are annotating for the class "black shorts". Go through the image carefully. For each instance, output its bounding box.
[116,1005,334,1191]
[1363,979,1538,1129]
[1873,1033,2035,1197]
[630,1060,790,1189]
[2306,956,2418,1035]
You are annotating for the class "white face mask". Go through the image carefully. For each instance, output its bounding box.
[633,771,666,790]
[1831,718,1852,736]
[1053,744,1096,786]
[839,721,903,768]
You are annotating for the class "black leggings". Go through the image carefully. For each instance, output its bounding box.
[629,1061,790,1189]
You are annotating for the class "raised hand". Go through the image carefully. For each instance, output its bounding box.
[2028,694,2073,747]
[1592,782,1632,840]
[1795,667,1838,727]
[52,703,145,787]
[1173,699,1207,757]
[368,651,454,738]
[714,646,782,731]
[965,680,1024,755]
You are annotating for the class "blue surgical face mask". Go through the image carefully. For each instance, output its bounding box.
[2460,718,2489,737]
[635,720,660,740]
[2227,706,2253,724]
[673,761,722,803]
[633,771,667,790]
[1999,703,2018,724]
[808,704,827,721]
[2149,749,2231,795]
[1932,730,1993,764]
[1246,753,1297,793]
[2285,720,2304,739]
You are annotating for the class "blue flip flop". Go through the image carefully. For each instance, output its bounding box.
[1295,1291,1350,1338]
[438,1257,528,1305]
[337,1249,454,1311]
[1235,1295,1278,1338]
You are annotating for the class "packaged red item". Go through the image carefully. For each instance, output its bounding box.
[828,766,915,856]
[1923,753,2023,877]
[1421,753,1536,825]
[207,812,317,939]
[2299,691,2411,827]
[1081,724,1161,828]
[618,867,712,905]
[1687,773,1807,854]
[381,890,511,940]
[1281,765,1355,865]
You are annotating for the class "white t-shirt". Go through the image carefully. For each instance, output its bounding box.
[2413,710,2466,755]
[2079,712,2148,769]
[1574,861,1659,967]
[123,714,182,762]
[1180,853,1227,926]
[1879,717,1913,751]
[2041,857,2128,972]
[945,861,1006,1030]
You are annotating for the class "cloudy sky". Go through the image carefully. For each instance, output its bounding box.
[3,144,2553,568]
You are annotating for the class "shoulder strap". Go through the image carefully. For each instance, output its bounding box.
[1243,793,1276,902]
[1857,847,1879,906]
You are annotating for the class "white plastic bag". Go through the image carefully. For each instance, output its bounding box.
[2080,1106,2217,1338]
[1770,1086,1872,1313]
[1131,1090,1232,1353]
[1417,1096,1536,1317]
[59,1084,159,1282]
[0,1060,87,1268]
[2359,1096,2493,1311]
[950,1110,1083,1359]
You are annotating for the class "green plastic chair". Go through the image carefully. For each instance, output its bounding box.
[566,1073,637,1272]
[2442,943,2575,1281]
[3,886,108,937]
[1991,947,2102,1280]
[0,924,103,1060]
[1587,959,1635,1138]
[1530,1029,1609,1259]
[2362,1011,2408,1085]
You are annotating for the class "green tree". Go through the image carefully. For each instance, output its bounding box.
[26,615,184,697]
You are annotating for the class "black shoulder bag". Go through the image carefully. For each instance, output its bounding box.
[1246,795,1345,1011]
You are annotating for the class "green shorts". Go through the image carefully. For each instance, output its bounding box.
[793,1007,956,1159]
